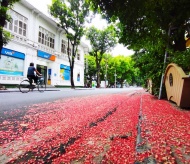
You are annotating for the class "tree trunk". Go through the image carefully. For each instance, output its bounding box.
[0,33,3,59]
[70,64,75,89]
[97,68,100,88]
[67,39,75,89]
[70,45,75,89]
[96,62,101,88]
[173,28,186,51]
[121,81,124,88]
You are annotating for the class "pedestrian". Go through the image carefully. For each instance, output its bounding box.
[27,62,41,84]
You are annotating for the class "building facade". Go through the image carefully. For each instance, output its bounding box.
[0,0,88,87]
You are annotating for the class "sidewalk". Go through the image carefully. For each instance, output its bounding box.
[0,85,60,93]
[0,86,97,93]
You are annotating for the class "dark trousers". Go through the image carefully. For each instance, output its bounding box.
[27,75,38,84]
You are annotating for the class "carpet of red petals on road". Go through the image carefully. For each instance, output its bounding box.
[137,94,190,163]
[0,95,121,146]
[52,94,140,163]
[0,92,140,163]
[0,90,190,164]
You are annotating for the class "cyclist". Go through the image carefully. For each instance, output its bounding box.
[27,62,42,85]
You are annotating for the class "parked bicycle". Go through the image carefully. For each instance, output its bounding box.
[19,76,46,93]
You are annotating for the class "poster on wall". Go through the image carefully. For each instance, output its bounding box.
[0,55,24,76]
[60,64,70,80]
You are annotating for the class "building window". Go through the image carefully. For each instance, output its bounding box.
[77,52,80,60]
[67,48,71,56]
[61,40,67,54]
[4,10,27,37]
[61,39,72,55]
[38,26,55,49]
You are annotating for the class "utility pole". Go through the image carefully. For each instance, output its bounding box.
[105,63,108,88]
[105,55,108,88]
[114,69,117,88]
[158,26,171,99]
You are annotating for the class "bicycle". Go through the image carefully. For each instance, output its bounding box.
[19,76,46,93]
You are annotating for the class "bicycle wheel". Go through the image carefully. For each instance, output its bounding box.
[37,80,46,92]
[19,80,30,93]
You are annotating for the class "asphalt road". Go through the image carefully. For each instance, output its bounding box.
[0,87,142,111]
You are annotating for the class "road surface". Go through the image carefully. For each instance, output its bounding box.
[0,87,142,111]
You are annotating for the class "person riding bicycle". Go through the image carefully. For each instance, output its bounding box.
[27,62,42,85]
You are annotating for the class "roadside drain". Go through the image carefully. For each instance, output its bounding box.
[135,94,156,164]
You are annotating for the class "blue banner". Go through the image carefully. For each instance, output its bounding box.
[37,50,51,59]
[0,70,23,76]
[60,64,70,70]
[37,50,56,61]
[1,47,25,59]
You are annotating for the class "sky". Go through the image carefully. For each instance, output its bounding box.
[83,14,134,56]
[26,0,134,56]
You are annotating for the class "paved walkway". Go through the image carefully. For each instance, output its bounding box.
[0,86,60,93]
[0,86,98,93]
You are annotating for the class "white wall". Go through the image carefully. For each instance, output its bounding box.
[0,1,87,87]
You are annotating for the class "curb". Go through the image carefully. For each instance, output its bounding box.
[0,89,60,93]
[0,88,97,93]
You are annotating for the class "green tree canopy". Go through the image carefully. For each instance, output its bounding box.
[99,54,139,88]
[50,0,89,88]
[84,54,96,86]
[89,0,190,52]
[86,25,117,87]
[113,55,136,87]
[88,0,190,96]
[0,0,20,58]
